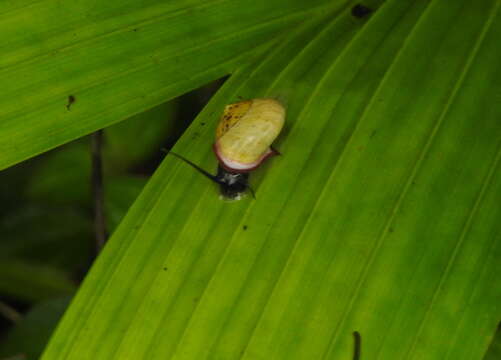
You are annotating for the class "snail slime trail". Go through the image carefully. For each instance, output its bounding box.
[170,98,285,200]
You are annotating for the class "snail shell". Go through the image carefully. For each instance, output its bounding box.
[214,98,285,172]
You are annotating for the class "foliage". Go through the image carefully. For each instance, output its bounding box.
[0,0,500,359]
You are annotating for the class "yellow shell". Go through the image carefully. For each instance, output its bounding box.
[214,98,285,172]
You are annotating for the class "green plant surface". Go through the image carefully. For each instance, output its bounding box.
[0,0,343,170]
[40,0,501,359]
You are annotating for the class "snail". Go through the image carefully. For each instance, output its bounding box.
[171,98,285,199]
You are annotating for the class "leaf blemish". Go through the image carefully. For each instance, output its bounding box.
[351,4,373,18]
[353,331,361,360]
[66,95,76,111]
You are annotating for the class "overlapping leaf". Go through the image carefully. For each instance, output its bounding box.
[0,0,341,169]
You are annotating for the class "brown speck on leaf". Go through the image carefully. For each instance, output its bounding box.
[66,95,75,110]
[351,4,373,18]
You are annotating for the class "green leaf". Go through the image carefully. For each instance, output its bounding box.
[0,0,341,170]
[40,0,501,359]
[0,297,71,360]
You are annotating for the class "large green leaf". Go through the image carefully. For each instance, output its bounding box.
[0,0,341,170]
[40,0,501,359]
